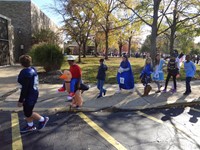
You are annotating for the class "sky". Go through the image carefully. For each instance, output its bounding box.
[32,0,63,26]
[31,0,200,43]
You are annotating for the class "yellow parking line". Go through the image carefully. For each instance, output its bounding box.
[137,111,165,124]
[78,112,127,150]
[11,113,23,150]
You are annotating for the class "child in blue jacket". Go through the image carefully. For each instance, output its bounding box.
[184,55,196,95]
[140,57,153,96]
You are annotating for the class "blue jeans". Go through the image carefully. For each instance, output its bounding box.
[97,80,106,96]
[70,78,79,93]
[62,78,81,93]
[186,77,192,93]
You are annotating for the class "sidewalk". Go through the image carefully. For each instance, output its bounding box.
[0,65,200,112]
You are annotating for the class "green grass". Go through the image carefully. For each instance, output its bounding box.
[61,57,200,84]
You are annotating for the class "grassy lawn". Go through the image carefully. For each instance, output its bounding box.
[61,57,200,84]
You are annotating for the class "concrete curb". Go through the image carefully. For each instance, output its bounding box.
[1,101,200,113]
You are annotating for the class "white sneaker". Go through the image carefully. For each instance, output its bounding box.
[129,88,134,93]
[115,89,121,94]
[67,96,73,101]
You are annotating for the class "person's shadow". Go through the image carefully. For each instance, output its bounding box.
[188,106,200,123]
[161,107,184,121]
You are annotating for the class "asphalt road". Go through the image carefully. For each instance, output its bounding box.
[1,106,200,150]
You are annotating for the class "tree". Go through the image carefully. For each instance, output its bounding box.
[54,0,96,62]
[121,0,172,64]
[175,31,195,53]
[32,29,60,45]
[125,22,141,57]
[88,0,132,59]
[162,0,200,54]
[140,35,151,53]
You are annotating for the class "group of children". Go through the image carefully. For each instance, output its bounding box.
[140,50,196,96]
[17,52,196,133]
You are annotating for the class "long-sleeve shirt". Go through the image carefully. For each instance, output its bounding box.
[96,63,108,80]
[17,67,39,105]
[184,61,196,77]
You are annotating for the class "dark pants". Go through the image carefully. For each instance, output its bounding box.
[97,80,106,96]
[185,77,192,93]
[23,102,35,118]
[164,73,177,90]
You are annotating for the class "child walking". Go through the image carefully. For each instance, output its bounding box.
[152,54,166,93]
[58,55,82,101]
[116,54,134,93]
[96,59,108,98]
[162,55,179,93]
[183,55,196,95]
[140,57,153,96]
[17,55,49,133]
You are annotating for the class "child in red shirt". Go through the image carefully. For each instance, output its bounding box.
[58,55,82,100]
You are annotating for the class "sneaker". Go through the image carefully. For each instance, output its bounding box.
[38,116,49,130]
[171,89,176,93]
[129,88,134,93]
[66,97,73,102]
[69,92,75,97]
[97,95,102,99]
[67,92,75,100]
[58,87,65,92]
[183,91,191,95]
[155,90,161,93]
[115,89,121,94]
[20,125,36,133]
[103,90,107,96]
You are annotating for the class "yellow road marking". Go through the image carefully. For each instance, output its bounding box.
[11,113,23,150]
[136,111,200,146]
[78,112,127,150]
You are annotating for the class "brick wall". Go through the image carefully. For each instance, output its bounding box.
[0,0,60,62]
[0,1,31,61]
[31,3,58,35]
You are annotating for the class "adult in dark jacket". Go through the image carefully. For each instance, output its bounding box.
[96,59,108,98]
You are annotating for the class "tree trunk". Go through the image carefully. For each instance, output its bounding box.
[82,42,86,58]
[105,30,109,59]
[78,44,82,63]
[151,0,161,66]
[118,41,123,57]
[169,1,178,55]
[94,40,98,57]
[169,26,176,55]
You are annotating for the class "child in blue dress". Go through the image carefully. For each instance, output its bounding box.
[152,54,166,93]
